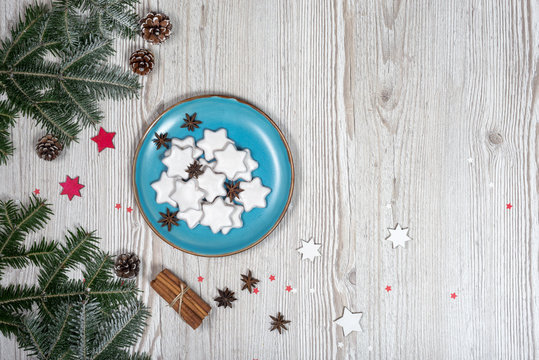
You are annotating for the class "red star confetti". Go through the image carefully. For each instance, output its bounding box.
[285,285,292,292]
[385,285,391,292]
[91,127,116,152]
[197,276,204,282]
[269,275,275,281]
[33,188,40,195]
[126,207,133,213]
[59,176,84,200]
[253,288,259,294]
[115,204,121,209]
[506,203,512,209]
[451,293,457,299]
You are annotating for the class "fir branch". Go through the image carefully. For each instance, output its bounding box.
[0,196,52,257]
[39,228,98,292]
[1,4,49,64]
[0,0,141,164]
[91,301,149,360]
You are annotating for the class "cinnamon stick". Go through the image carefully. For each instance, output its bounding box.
[156,272,209,319]
[162,269,212,314]
[150,269,211,330]
[150,280,201,329]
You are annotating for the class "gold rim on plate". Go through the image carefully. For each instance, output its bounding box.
[132,94,295,257]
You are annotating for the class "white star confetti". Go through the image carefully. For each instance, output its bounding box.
[337,342,344,348]
[385,224,412,248]
[334,307,362,336]
[467,157,474,163]
[297,237,321,261]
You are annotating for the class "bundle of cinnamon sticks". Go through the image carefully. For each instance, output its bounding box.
[150,269,211,329]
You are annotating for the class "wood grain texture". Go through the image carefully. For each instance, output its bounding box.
[1,0,538,359]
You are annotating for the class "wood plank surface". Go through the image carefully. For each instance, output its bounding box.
[1,0,538,359]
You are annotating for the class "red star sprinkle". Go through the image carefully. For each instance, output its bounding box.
[285,285,292,292]
[115,203,121,209]
[91,127,116,152]
[59,176,84,200]
[197,276,204,282]
[385,285,391,292]
[451,293,457,299]
[253,288,259,294]
[506,203,512,209]
[33,188,40,195]
[126,207,133,213]
[269,275,275,281]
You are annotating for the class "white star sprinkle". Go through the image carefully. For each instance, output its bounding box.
[297,237,321,261]
[385,223,412,248]
[337,342,344,348]
[334,307,362,336]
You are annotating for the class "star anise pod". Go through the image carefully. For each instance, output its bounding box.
[153,132,171,149]
[181,113,202,131]
[214,287,237,308]
[240,270,259,293]
[186,160,204,179]
[157,208,179,231]
[270,312,291,334]
[225,181,243,202]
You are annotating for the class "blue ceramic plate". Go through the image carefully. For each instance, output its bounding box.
[133,95,294,256]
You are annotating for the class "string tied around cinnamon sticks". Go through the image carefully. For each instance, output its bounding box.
[168,283,190,314]
[151,269,211,330]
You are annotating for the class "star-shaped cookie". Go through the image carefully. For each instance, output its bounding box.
[232,148,259,181]
[150,171,177,207]
[200,197,234,233]
[197,167,226,202]
[197,129,232,160]
[163,146,194,180]
[170,179,205,211]
[213,143,247,179]
[237,177,271,212]
[221,200,244,235]
[177,208,203,229]
[170,136,203,158]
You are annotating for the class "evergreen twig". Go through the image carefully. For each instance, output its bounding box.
[0,0,140,164]
[0,196,149,359]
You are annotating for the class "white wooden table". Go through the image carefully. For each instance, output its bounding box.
[1,1,538,359]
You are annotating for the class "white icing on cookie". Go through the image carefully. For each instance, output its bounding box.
[197,128,232,160]
[232,148,259,181]
[213,143,247,179]
[170,179,205,211]
[196,167,226,202]
[177,208,203,229]
[237,177,271,212]
[170,137,203,158]
[200,197,234,233]
[163,146,195,180]
[221,200,244,234]
[150,171,177,207]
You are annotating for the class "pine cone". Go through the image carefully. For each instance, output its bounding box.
[114,253,141,279]
[129,49,154,76]
[36,134,63,161]
[140,12,172,45]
